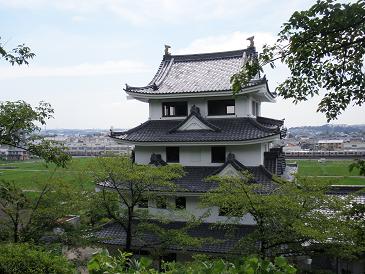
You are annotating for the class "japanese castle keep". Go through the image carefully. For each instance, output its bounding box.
[103,40,288,256]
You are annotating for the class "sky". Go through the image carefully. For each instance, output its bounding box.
[0,0,364,129]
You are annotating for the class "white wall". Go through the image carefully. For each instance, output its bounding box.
[135,146,165,164]
[147,195,256,225]
[227,144,264,166]
[148,95,258,120]
[135,144,264,166]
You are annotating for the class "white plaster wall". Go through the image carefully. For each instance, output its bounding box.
[147,195,256,225]
[148,95,256,120]
[247,95,262,117]
[135,146,165,164]
[179,146,220,166]
[235,95,251,117]
[187,98,207,117]
[226,144,263,166]
[149,100,162,120]
[135,144,264,166]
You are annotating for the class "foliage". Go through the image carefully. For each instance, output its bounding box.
[88,156,187,251]
[0,243,75,274]
[349,159,365,176]
[0,178,90,244]
[0,100,71,167]
[231,0,365,121]
[0,37,35,65]
[88,250,156,274]
[203,172,362,258]
[88,249,297,274]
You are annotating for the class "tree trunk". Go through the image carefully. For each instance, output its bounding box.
[125,208,133,251]
[13,221,19,243]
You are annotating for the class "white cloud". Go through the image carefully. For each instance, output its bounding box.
[0,60,150,78]
[177,31,277,54]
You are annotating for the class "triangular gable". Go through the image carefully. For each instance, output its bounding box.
[169,105,220,133]
[217,163,244,178]
[176,115,215,131]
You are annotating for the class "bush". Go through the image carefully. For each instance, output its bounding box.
[0,243,76,274]
[88,249,297,274]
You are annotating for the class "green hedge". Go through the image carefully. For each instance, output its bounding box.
[0,243,75,274]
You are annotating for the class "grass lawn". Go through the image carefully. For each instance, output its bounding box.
[0,157,97,191]
[289,159,365,186]
[291,159,361,176]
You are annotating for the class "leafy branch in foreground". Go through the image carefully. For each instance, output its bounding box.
[231,0,365,121]
[203,171,363,259]
[0,36,35,65]
[89,156,185,252]
[0,100,71,167]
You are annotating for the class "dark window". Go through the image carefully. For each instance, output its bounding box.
[156,196,167,209]
[138,198,148,208]
[208,100,235,116]
[175,197,186,209]
[166,147,179,163]
[218,206,229,216]
[162,101,187,117]
[211,146,226,163]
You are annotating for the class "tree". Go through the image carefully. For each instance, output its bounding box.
[0,178,88,244]
[0,100,71,167]
[231,0,365,121]
[1,36,70,167]
[202,172,363,259]
[349,159,365,176]
[0,37,35,65]
[89,156,187,251]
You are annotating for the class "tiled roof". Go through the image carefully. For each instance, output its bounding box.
[99,164,276,194]
[125,48,271,95]
[256,116,284,128]
[95,221,255,254]
[169,107,220,133]
[111,117,280,143]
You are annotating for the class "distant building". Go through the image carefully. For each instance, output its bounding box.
[0,146,29,161]
[318,139,344,151]
[44,135,132,157]
[344,141,365,150]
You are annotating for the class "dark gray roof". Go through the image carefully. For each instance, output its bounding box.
[98,163,275,194]
[111,116,281,143]
[256,116,284,128]
[175,165,275,193]
[95,221,255,254]
[125,48,270,95]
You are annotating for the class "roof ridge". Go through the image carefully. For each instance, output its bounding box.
[166,48,253,62]
[122,120,152,135]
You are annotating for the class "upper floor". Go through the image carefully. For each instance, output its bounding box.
[148,95,263,120]
[124,46,276,120]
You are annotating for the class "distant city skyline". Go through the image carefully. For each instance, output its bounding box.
[1,0,364,129]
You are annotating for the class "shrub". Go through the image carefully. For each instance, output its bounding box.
[88,249,297,274]
[0,243,76,274]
